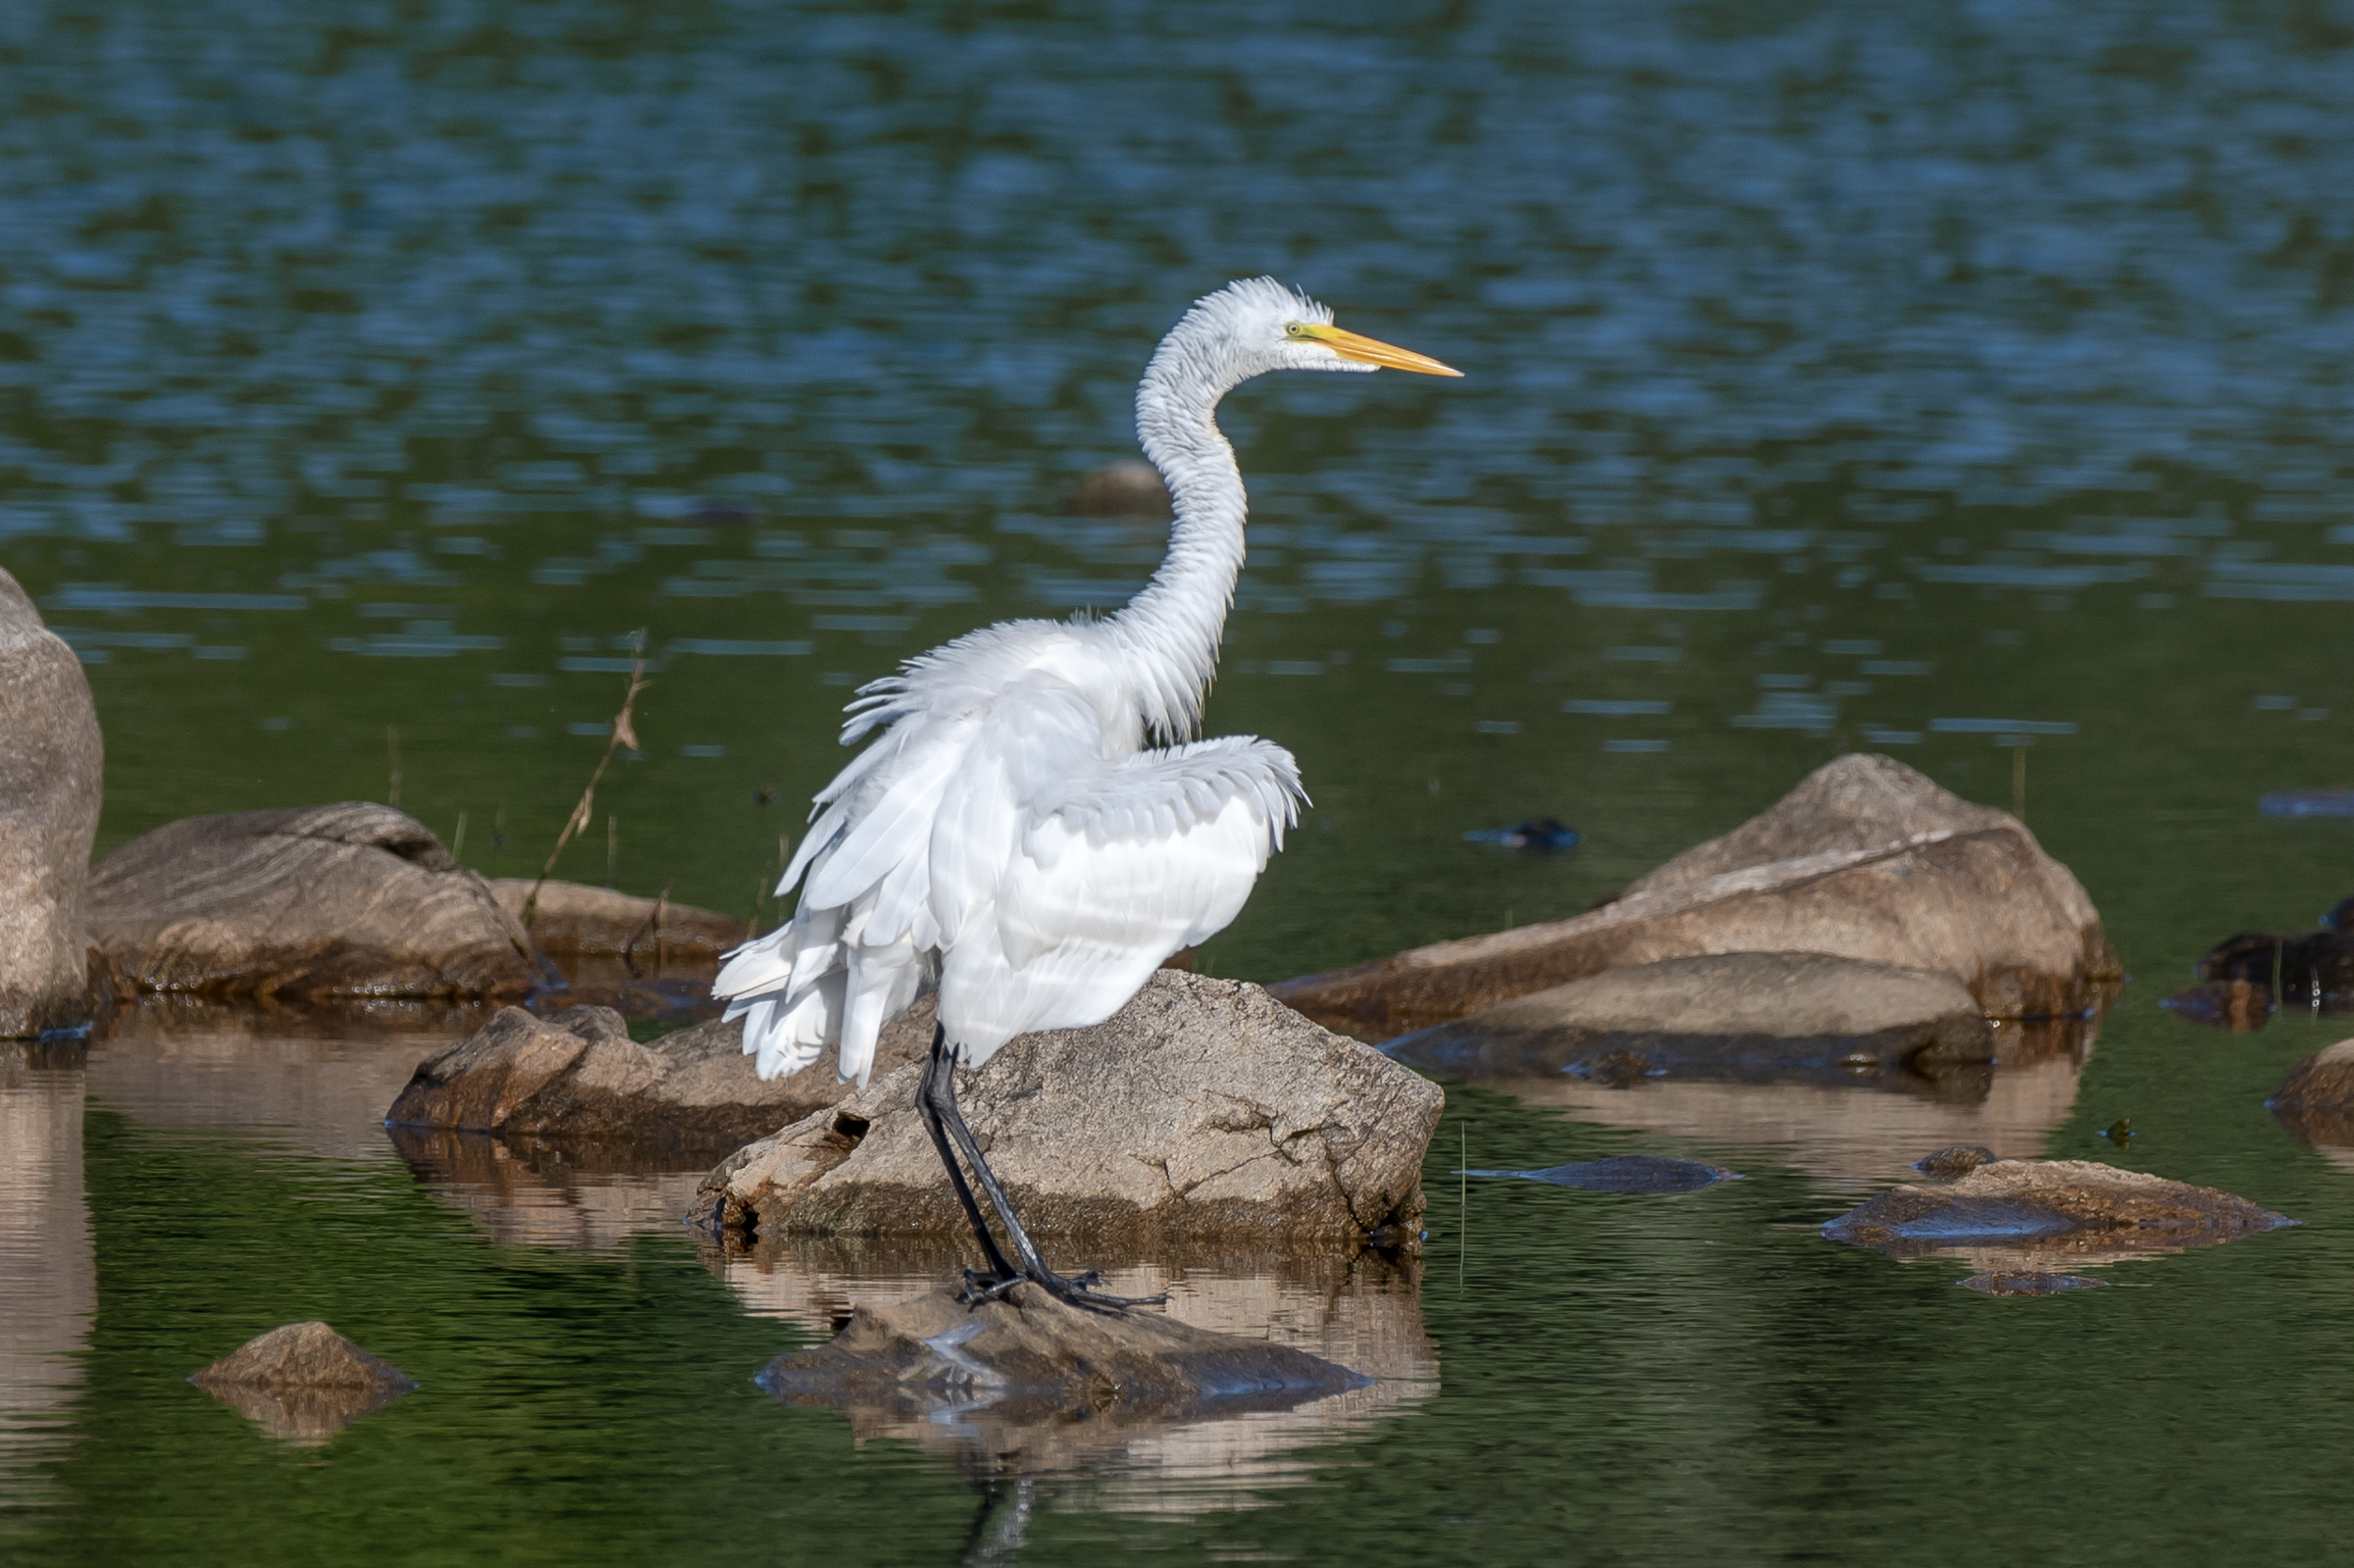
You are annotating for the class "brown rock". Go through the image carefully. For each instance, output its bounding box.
[488,878,746,958]
[757,1283,1363,1435]
[2162,977,2275,1032]
[188,1320,415,1445]
[693,970,1443,1250]
[1071,459,1172,518]
[1913,1143,1998,1180]
[2269,1037,2354,1145]
[386,1001,925,1149]
[1274,753,2119,1040]
[1392,951,1992,1093]
[1822,1158,2291,1267]
[0,569,102,1037]
[87,803,540,1000]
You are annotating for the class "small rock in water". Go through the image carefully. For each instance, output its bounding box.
[2161,978,2274,1032]
[189,1321,415,1445]
[1461,817,1581,850]
[1823,1158,2290,1268]
[1913,1144,1997,1180]
[1459,1153,1739,1192]
[1959,1272,2110,1296]
[757,1284,1364,1438]
[2268,1037,2354,1146]
[2260,788,2354,818]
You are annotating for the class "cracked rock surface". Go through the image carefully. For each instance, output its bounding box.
[87,802,540,1000]
[692,970,1444,1249]
[0,567,101,1037]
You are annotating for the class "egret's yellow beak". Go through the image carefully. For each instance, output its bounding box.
[1297,323,1462,377]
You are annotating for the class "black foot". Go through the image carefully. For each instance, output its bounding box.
[958,1264,1166,1313]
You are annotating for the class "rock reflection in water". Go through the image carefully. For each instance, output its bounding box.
[0,1044,94,1504]
[386,1127,711,1251]
[1415,1015,2100,1194]
[720,1235,1437,1518]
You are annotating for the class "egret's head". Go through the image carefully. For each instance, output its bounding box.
[1177,277,1462,382]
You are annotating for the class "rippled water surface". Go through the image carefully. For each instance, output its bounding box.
[6,0,2354,1561]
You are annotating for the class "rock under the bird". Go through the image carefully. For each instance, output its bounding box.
[2267,1037,2354,1146]
[757,1282,1365,1438]
[692,970,1443,1249]
[1913,1144,1998,1180]
[188,1320,415,1445]
[87,803,540,1001]
[1389,950,1993,1092]
[387,1001,925,1149]
[1274,753,2120,1040]
[1461,1153,1739,1192]
[0,568,103,1037]
[488,878,746,959]
[1822,1159,2291,1266]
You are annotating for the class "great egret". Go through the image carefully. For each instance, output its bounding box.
[712,277,1460,1307]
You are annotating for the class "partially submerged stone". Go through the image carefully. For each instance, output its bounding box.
[386,1002,923,1149]
[757,1283,1365,1437]
[2162,977,2274,1032]
[693,971,1443,1250]
[1274,754,2119,1040]
[2195,926,2354,1014]
[488,878,745,959]
[0,568,102,1037]
[188,1320,415,1444]
[1958,1272,2109,1296]
[1391,951,1992,1093]
[2268,1037,2354,1146]
[1823,1158,2291,1267]
[88,804,539,1001]
[1913,1144,1997,1180]
[1461,1153,1739,1192]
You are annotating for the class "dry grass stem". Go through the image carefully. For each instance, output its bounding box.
[522,630,650,930]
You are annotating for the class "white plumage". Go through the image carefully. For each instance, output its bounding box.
[713,277,1459,1087]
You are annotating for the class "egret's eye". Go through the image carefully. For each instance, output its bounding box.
[1285,323,1312,339]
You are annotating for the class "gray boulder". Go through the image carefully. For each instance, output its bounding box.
[758,1282,1364,1444]
[188,1320,415,1445]
[487,877,746,960]
[87,803,540,1000]
[1275,753,2119,1040]
[1391,951,1992,1094]
[693,970,1443,1250]
[386,1002,925,1149]
[2268,1037,2354,1145]
[0,570,102,1037]
[1822,1158,2291,1268]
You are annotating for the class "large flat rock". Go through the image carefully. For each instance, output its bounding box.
[0,569,102,1037]
[1821,1158,2291,1269]
[693,970,1443,1250]
[386,1001,924,1149]
[88,803,541,1001]
[758,1283,1365,1437]
[1392,950,1993,1092]
[1274,753,2119,1040]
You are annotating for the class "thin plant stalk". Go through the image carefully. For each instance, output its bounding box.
[521,631,649,930]
[386,725,402,809]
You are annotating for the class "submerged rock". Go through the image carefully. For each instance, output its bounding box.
[188,1320,415,1444]
[1912,1144,1997,1180]
[2190,926,2354,1018]
[88,804,539,1001]
[1958,1272,2109,1296]
[0,569,103,1037]
[1275,754,2118,1040]
[487,878,745,959]
[386,1002,922,1149]
[2162,977,2275,1032]
[692,970,1443,1250]
[1391,951,1993,1095]
[1823,1158,2290,1266]
[1460,1153,1738,1192]
[2267,1037,2354,1146]
[757,1283,1365,1437]
[1071,459,1172,517]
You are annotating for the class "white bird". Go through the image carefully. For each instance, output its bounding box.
[712,277,1460,1307]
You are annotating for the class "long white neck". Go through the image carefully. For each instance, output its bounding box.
[1110,324,1251,740]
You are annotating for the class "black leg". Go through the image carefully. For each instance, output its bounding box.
[917,1025,1017,1285]
[928,1045,1164,1312]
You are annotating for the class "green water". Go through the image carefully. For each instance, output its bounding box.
[5,0,2354,1560]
